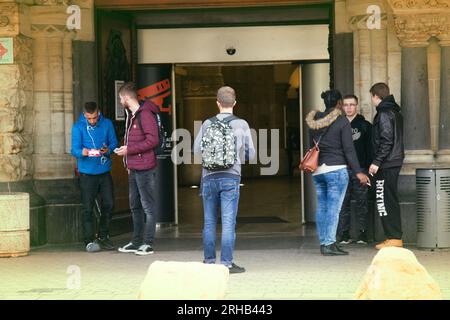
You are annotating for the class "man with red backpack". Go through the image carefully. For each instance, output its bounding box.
[115,82,160,256]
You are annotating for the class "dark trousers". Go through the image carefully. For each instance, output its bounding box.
[374,166,402,239]
[338,170,368,236]
[129,168,157,246]
[79,172,114,244]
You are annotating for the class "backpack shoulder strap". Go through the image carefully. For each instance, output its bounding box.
[136,112,143,132]
[222,115,239,123]
[207,116,219,124]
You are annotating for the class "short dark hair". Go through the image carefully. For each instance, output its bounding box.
[217,86,236,108]
[84,102,98,114]
[343,94,359,104]
[321,89,342,109]
[370,83,390,100]
[119,82,138,100]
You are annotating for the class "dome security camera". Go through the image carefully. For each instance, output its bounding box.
[226,47,236,55]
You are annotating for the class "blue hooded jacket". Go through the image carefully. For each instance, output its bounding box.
[71,112,118,175]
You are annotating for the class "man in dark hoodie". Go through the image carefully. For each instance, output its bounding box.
[368,83,404,249]
[115,82,160,256]
[338,95,372,245]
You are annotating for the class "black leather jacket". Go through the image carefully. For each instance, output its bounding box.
[372,95,405,169]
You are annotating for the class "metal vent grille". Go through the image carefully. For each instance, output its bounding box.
[416,176,432,233]
[438,176,450,233]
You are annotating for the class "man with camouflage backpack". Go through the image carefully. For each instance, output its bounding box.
[194,86,255,274]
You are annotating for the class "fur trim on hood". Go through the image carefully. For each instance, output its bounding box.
[305,108,342,130]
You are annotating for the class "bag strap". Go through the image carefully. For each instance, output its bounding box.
[207,115,239,125]
[136,112,143,132]
[314,125,331,146]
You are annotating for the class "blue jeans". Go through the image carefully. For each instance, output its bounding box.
[201,175,240,267]
[313,168,349,246]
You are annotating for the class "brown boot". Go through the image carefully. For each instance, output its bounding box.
[375,239,403,250]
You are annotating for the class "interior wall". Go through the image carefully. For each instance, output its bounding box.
[175,64,299,185]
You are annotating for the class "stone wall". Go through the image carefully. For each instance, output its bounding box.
[0,0,96,245]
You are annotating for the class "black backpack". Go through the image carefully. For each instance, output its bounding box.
[136,111,168,156]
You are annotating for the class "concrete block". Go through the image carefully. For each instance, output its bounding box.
[0,192,29,257]
[355,247,442,300]
[138,261,229,300]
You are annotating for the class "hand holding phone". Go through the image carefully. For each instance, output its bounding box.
[88,149,101,157]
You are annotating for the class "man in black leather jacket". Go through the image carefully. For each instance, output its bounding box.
[368,83,405,250]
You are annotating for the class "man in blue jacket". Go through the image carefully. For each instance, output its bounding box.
[71,102,118,252]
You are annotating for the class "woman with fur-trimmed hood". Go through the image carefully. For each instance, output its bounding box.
[305,90,369,256]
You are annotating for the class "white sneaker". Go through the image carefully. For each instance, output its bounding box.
[135,244,154,256]
[118,242,140,253]
[86,241,101,253]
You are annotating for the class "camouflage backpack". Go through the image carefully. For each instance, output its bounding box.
[201,115,238,170]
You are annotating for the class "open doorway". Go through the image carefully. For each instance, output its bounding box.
[174,63,302,230]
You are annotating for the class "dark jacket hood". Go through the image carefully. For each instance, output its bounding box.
[377,95,401,113]
[305,108,342,130]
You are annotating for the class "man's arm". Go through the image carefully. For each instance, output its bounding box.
[126,111,159,155]
[364,121,373,169]
[243,123,256,161]
[106,120,118,156]
[372,112,394,167]
[71,125,84,158]
[342,121,362,173]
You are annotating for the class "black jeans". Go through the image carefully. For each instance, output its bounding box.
[129,168,157,246]
[337,170,368,236]
[79,172,114,244]
[374,166,402,239]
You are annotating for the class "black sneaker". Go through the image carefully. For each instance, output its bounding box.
[98,237,115,250]
[356,230,368,244]
[321,243,348,256]
[135,244,154,256]
[332,243,349,254]
[339,231,352,244]
[118,242,140,253]
[227,263,245,274]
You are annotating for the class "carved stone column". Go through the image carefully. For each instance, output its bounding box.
[0,3,32,183]
[438,35,450,162]
[387,0,450,168]
[30,5,76,180]
[348,0,391,121]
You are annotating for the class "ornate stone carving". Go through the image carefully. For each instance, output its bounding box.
[0,155,26,182]
[394,14,450,46]
[1,134,27,155]
[389,0,449,9]
[349,13,388,30]
[0,3,19,36]
[0,34,33,182]
[31,24,69,38]
[34,0,69,5]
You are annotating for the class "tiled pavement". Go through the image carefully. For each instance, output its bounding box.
[1,225,450,300]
